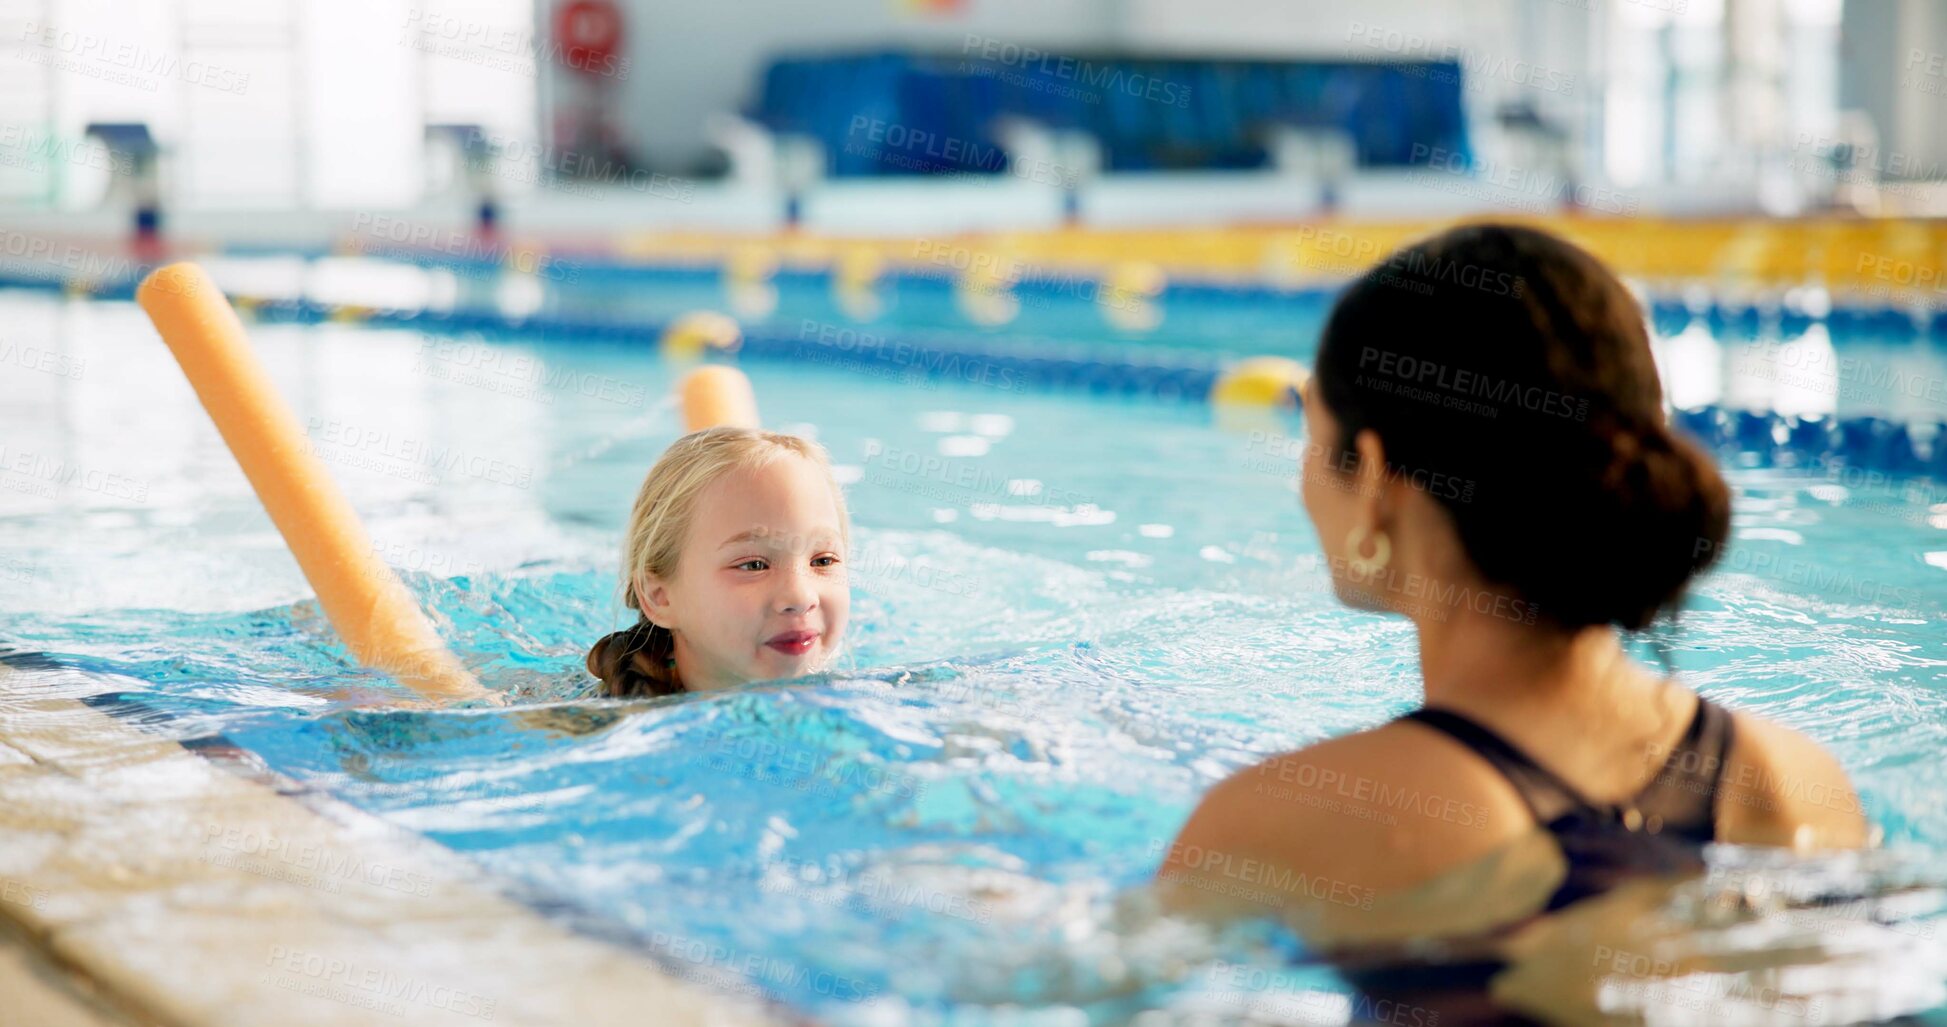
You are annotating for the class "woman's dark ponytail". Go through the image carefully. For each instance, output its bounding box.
[1596,421,1733,630]
[1531,415,1733,631]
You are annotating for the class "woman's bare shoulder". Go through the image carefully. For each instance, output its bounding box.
[1716,711,1871,849]
[1160,720,1536,909]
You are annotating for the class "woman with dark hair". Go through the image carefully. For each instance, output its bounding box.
[1160,225,1866,943]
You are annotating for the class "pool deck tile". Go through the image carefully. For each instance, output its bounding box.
[0,664,788,1027]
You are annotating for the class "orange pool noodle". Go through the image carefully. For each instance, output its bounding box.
[137,263,487,702]
[680,364,760,432]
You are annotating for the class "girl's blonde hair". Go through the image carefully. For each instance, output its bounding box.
[586,426,851,697]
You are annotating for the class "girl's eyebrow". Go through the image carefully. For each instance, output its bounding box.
[716,528,841,550]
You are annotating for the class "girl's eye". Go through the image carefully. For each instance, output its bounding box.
[734,559,768,572]
[812,554,840,568]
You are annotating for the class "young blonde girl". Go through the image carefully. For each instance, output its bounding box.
[585,427,852,697]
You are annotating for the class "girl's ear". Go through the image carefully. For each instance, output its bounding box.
[634,573,677,630]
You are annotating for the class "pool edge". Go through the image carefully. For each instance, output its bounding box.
[0,661,787,1027]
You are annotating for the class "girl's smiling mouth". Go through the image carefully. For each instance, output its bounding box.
[765,630,818,656]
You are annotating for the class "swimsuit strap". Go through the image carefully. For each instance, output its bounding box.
[1399,695,1734,841]
[1630,694,1735,843]
[1399,707,1588,825]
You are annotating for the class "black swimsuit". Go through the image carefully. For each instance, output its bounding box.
[1400,694,1736,910]
[1333,696,1737,1023]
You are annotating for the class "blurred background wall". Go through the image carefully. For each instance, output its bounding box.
[0,0,1939,236]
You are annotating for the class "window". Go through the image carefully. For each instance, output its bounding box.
[1602,0,1840,191]
[0,0,538,209]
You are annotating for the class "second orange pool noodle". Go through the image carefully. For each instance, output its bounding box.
[680,364,760,432]
[137,264,488,703]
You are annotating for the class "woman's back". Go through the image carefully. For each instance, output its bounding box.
[1161,672,1867,940]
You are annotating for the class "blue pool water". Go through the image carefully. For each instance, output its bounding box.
[3,263,1946,1023]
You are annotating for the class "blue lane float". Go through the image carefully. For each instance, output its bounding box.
[1826,303,1923,340]
[1649,297,1694,338]
[1778,306,1818,340]
[1783,414,1835,461]
[1705,303,1764,341]
[1673,405,1945,478]
[1837,416,1924,475]
[1646,293,1940,343]
[3,260,1945,477]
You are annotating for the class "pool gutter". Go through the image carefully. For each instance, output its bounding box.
[0,661,784,1027]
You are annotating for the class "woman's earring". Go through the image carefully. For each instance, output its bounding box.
[1345,525,1392,579]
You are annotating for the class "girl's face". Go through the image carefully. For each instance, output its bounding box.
[638,456,850,691]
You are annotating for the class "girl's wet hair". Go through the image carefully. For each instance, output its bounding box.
[586,426,850,697]
[586,617,681,698]
[1313,223,1732,631]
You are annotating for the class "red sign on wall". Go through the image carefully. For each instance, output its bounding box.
[554,0,623,77]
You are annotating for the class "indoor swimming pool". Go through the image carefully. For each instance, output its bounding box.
[3,261,1946,1024]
